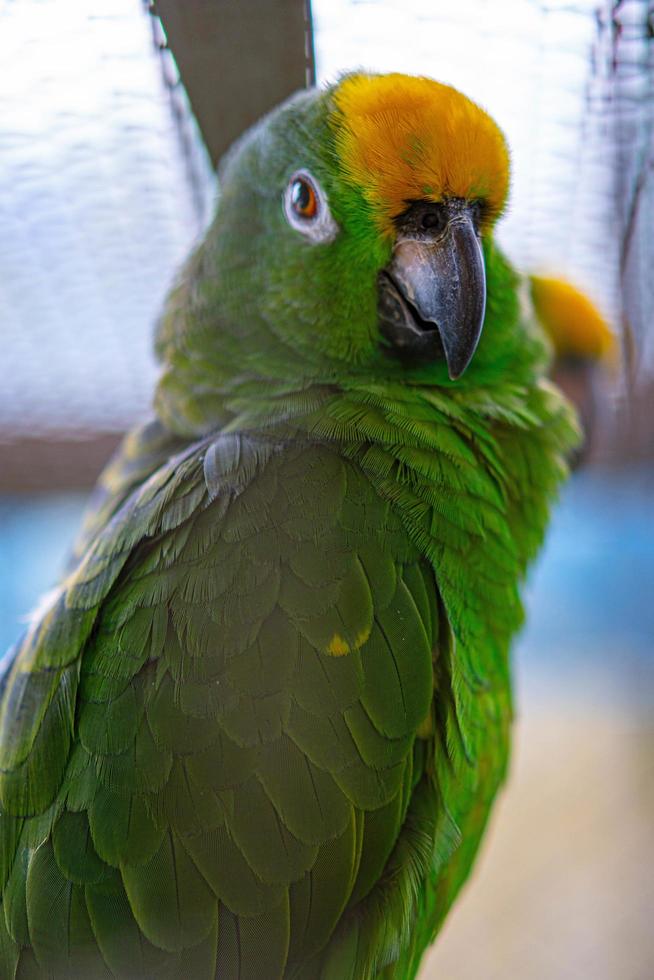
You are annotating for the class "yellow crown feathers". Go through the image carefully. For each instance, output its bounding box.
[331,72,510,236]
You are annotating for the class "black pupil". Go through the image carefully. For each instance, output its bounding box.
[291,179,313,215]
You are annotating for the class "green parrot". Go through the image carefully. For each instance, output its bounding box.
[0,72,578,978]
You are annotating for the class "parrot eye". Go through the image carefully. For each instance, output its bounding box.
[290,177,318,219]
[283,169,339,244]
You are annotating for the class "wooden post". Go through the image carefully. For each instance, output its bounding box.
[152,0,315,169]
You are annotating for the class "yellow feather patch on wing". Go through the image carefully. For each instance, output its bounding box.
[331,72,510,236]
[530,275,615,362]
[326,627,371,657]
[327,634,350,657]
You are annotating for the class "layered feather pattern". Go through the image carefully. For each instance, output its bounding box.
[0,435,449,978]
[0,361,575,977]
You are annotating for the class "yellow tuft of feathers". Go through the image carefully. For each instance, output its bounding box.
[530,275,615,362]
[331,72,510,236]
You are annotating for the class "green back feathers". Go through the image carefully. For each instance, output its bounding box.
[0,436,443,978]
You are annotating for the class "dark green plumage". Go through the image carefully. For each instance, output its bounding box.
[0,72,578,978]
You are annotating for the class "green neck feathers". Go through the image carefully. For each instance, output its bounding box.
[154,233,577,666]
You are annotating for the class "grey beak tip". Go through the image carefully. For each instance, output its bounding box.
[445,357,467,382]
[444,339,479,380]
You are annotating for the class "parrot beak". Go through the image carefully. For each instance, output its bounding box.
[377,201,486,379]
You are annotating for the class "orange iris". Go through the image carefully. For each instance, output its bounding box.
[290,177,318,219]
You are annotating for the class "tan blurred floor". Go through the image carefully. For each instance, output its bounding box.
[420,702,654,980]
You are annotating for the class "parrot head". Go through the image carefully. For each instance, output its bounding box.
[156,72,522,434]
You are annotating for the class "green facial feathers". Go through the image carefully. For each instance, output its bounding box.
[0,73,577,978]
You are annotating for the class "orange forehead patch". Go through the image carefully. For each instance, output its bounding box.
[331,73,510,236]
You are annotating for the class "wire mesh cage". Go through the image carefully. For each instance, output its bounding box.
[1,0,652,483]
[0,0,214,486]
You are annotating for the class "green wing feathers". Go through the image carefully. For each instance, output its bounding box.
[0,438,443,978]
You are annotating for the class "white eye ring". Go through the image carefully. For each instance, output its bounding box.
[283,169,339,244]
